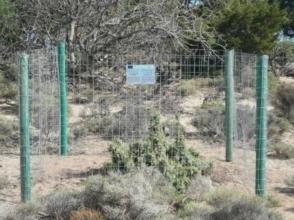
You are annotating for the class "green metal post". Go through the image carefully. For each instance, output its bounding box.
[19,53,31,202]
[255,55,268,196]
[58,41,68,156]
[224,50,235,162]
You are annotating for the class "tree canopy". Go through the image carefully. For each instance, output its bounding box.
[0,0,292,55]
[279,0,294,38]
[207,0,288,53]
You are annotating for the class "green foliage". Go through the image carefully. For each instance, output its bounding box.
[70,209,105,220]
[178,78,223,97]
[210,199,283,220]
[4,173,283,220]
[265,194,281,208]
[0,116,19,152]
[206,187,283,220]
[285,175,294,188]
[272,41,294,65]
[0,74,17,102]
[0,0,15,26]
[0,176,9,190]
[210,0,288,53]
[3,203,40,220]
[268,113,291,142]
[206,187,243,209]
[268,71,280,95]
[193,105,225,142]
[73,104,152,140]
[40,191,82,220]
[270,142,294,159]
[178,79,199,96]
[276,0,294,38]
[106,114,212,192]
[274,84,294,124]
[193,103,288,146]
[83,168,177,220]
[0,0,20,51]
[0,64,17,102]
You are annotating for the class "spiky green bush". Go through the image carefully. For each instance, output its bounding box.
[106,114,212,192]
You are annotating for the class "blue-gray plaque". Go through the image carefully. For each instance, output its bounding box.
[126,64,156,85]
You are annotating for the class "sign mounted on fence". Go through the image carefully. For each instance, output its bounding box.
[126,64,156,85]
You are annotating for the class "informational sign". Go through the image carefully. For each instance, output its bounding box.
[126,64,156,85]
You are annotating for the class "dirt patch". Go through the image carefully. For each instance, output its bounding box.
[188,140,294,220]
[0,138,111,205]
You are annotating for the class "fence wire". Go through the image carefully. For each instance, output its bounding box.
[0,49,269,202]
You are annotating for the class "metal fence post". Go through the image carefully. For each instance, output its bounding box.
[224,50,235,162]
[58,41,68,156]
[255,55,268,196]
[19,53,31,202]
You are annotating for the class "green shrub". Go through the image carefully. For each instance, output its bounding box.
[272,42,294,67]
[206,187,283,220]
[163,119,185,138]
[70,209,105,220]
[0,65,17,103]
[268,71,280,95]
[106,114,212,192]
[0,75,17,102]
[209,199,283,220]
[206,187,243,209]
[268,113,291,143]
[178,79,199,96]
[240,87,255,99]
[193,102,290,144]
[274,84,294,124]
[3,203,40,220]
[72,85,94,104]
[73,104,152,140]
[285,175,294,188]
[0,176,9,190]
[193,105,224,142]
[178,78,223,97]
[270,142,294,159]
[265,194,281,208]
[40,191,82,220]
[83,168,176,220]
[193,104,256,143]
[0,116,19,152]
[178,201,214,220]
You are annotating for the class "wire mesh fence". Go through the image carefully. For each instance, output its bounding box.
[0,48,270,202]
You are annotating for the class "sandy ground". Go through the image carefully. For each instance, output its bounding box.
[190,142,294,220]
[1,138,293,219]
[0,92,293,219]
